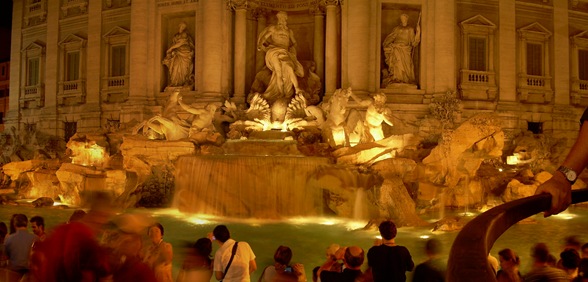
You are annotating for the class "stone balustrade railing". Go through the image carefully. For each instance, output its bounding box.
[461,70,495,84]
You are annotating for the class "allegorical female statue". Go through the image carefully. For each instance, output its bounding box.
[382,13,421,87]
[163,22,195,87]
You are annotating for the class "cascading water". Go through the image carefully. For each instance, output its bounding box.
[352,188,368,220]
[173,154,332,219]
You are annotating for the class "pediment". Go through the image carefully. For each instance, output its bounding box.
[518,22,552,37]
[103,26,130,38]
[460,15,496,28]
[23,41,45,51]
[58,34,86,47]
[572,30,588,47]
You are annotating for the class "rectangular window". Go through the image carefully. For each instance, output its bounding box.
[580,49,588,81]
[66,51,80,81]
[27,58,39,86]
[64,121,77,142]
[527,43,543,76]
[111,45,126,77]
[468,37,486,71]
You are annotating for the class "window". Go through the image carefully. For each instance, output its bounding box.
[580,49,588,81]
[458,15,497,101]
[517,22,552,103]
[468,37,486,71]
[64,121,76,142]
[66,51,80,81]
[526,43,542,76]
[1,66,5,76]
[111,45,126,77]
[27,57,40,86]
[527,122,543,134]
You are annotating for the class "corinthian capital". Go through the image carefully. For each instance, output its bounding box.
[226,0,249,10]
[309,2,325,15]
[322,0,343,6]
[252,7,268,19]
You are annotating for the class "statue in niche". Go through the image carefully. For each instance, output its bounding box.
[163,22,195,87]
[382,13,421,87]
[256,11,305,103]
[349,92,394,142]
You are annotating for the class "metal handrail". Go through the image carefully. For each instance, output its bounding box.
[447,188,588,281]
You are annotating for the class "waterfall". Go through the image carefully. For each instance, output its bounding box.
[352,188,367,220]
[173,155,332,219]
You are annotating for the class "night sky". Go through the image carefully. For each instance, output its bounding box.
[0,1,13,62]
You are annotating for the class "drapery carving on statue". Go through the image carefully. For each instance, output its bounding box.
[252,11,321,119]
[162,22,195,88]
[320,88,353,147]
[382,13,421,87]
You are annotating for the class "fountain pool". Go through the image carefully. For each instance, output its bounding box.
[1,205,586,281]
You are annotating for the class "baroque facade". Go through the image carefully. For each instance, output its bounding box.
[7,0,588,148]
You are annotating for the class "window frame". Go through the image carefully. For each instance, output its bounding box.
[516,22,552,104]
[102,26,131,103]
[21,41,45,108]
[571,30,588,106]
[58,34,86,105]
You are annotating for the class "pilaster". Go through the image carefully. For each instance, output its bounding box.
[343,0,369,94]
[324,0,342,97]
[229,0,249,104]
[311,5,325,85]
[82,0,103,132]
[498,0,517,102]
[553,0,570,106]
[200,0,225,98]
[7,0,23,130]
[40,0,60,135]
[433,0,455,94]
[129,0,148,103]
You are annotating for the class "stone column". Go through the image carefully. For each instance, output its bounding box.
[553,0,570,105]
[433,0,455,94]
[39,0,60,135]
[201,0,224,98]
[82,0,102,132]
[7,0,23,129]
[324,0,341,97]
[498,0,517,102]
[311,4,325,84]
[129,0,148,104]
[254,8,267,74]
[344,0,369,94]
[229,0,248,104]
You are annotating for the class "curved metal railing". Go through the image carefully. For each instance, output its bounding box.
[447,188,588,281]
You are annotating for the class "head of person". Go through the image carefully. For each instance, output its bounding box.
[400,14,409,26]
[148,223,164,244]
[498,248,520,270]
[0,222,7,240]
[274,245,293,266]
[582,243,588,258]
[563,235,582,252]
[373,93,387,105]
[312,266,320,282]
[276,11,288,25]
[343,246,365,269]
[560,248,581,271]
[13,213,28,229]
[531,243,550,264]
[69,209,87,223]
[578,258,588,279]
[212,225,230,243]
[378,220,397,240]
[178,22,187,32]
[425,238,442,257]
[30,216,45,236]
[193,237,213,258]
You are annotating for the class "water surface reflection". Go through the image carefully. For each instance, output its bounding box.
[1,205,586,280]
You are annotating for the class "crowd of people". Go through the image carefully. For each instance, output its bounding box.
[0,201,587,282]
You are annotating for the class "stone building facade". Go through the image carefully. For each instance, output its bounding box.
[7,0,588,149]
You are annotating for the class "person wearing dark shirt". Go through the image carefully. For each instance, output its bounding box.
[318,246,364,282]
[413,238,446,282]
[366,220,414,282]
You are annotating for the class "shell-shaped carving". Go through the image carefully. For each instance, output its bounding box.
[285,93,308,120]
[246,93,271,121]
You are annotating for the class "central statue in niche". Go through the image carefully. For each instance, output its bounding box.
[257,11,305,102]
[251,11,321,123]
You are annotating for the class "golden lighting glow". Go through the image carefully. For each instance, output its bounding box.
[332,127,347,146]
[419,235,430,239]
[506,155,519,165]
[71,142,107,167]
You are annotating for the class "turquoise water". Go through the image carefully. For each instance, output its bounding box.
[1,205,587,281]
